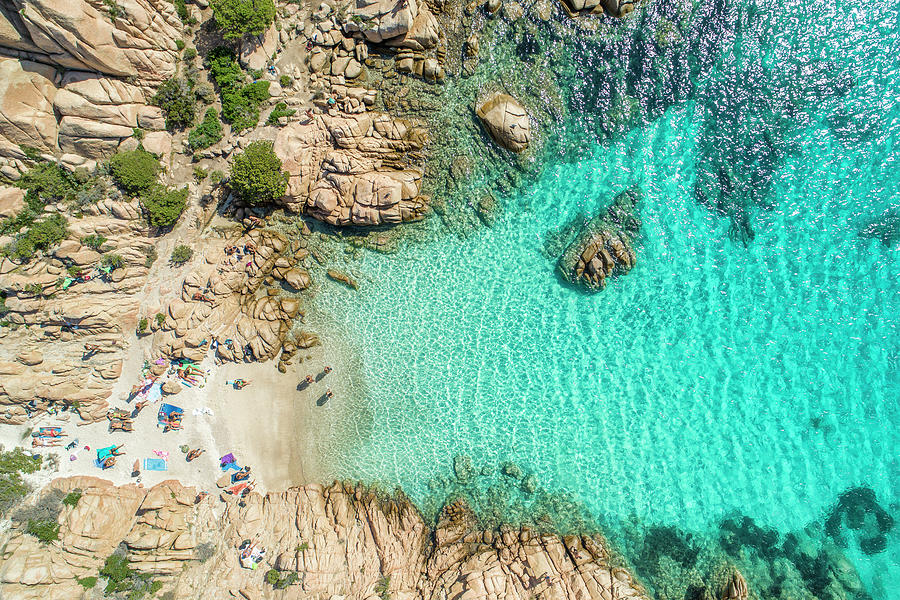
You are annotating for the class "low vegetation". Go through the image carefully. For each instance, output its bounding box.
[62,489,82,507]
[267,102,296,126]
[0,448,42,515]
[141,185,188,228]
[100,549,162,598]
[151,77,196,131]
[101,253,125,270]
[81,234,107,250]
[211,0,276,40]
[109,149,160,196]
[229,140,288,205]
[188,108,224,151]
[207,47,269,132]
[171,244,193,265]
[265,568,299,589]
[4,214,68,261]
[13,487,64,544]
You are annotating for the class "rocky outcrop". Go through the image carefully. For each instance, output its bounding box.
[274,113,429,226]
[0,0,179,161]
[0,0,181,84]
[152,229,307,365]
[721,570,749,600]
[558,0,635,17]
[476,92,532,153]
[0,477,651,600]
[343,0,440,50]
[0,198,154,424]
[557,188,641,290]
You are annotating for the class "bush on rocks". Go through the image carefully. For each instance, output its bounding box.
[230,141,288,205]
[109,149,160,196]
[171,244,193,265]
[188,108,224,151]
[81,234,107,250]
[5,213,69,260]
[267,102,296,126]
[211,0,276,40]
[152,77,196,131]
[0,449,42,515]
[207,47,269,132]
[141,185,188,228]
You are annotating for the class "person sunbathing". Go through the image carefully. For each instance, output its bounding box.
[102,456,116,469]
[111,444,125,456]
[32,437,61,448]
[186,448,204,462]
[233,379,249,390]
[233,467,251,482]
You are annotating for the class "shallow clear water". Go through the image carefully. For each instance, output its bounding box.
[313,0,900,596]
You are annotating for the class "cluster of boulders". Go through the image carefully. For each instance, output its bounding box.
[0,477,652,600]
[0,0,181,165]
[558,187,641,290]
[558,0,636,16]
[151,228,314,366]
[0,195,155,423]
[274,112,429,226]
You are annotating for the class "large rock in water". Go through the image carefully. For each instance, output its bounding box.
[557,187,641,290]
[558,0,634,16]
[476,92,531,153]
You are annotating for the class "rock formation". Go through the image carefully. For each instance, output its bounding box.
[0,477,651,600]
[274,113,430,226]
[476,92,532,153]
[558,0,635,17]
[151,228,309,365]
[557,188,641,290]
[0,198,155,424]
[0,0,179,162]
[720,569,749,600]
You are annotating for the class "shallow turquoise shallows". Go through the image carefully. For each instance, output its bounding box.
[312,0,900,596]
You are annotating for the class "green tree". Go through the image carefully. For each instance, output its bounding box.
[109,149,159,195]
[211,0,276,40]
[229,141,288,205]
[140,185,188,228]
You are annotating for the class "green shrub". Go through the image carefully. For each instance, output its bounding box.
[62,490,82,507]
[81,234,107,250]
[280,74,292,87]
[176,39,185,51]
[0,449,41,516]
[6,213,69,260]
[207,47,268,132]
[249,68,264,81]
[195,82,216,104]
[141,185,188,228]
[151,77,196,131]
[77,576,97,589]
[265,569,298,589]
[171,244,193,265]
[132,127,144,141]
[229,140,288,205]
[26,518,60,543]
[211,0,276,40]
[19,145,43,162]
[184,47,198,62]
[99,549,160,597]
[155,312,166,326]
[109,149,159,195]
[193,166,209,181]
[138,318,148,333]
[210,170,225,184]
[375,575,391,600]
[18,163,80,210]
[172,0,189,21]
[267,102,296,126]
[101,253,125,270]
[188,108,224,151]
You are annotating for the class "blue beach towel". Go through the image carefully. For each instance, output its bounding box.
[143,458,168,471]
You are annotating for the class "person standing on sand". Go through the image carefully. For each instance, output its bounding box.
[305,374,314,385]
[323,366,332,375]
[325,389,334,400]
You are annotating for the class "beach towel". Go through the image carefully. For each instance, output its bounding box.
[143,458,168,471]
[153,450,169,459]
[96,446,115,461]
[216,473,233,488]
[146,382,163,404]
[220,452,235,466]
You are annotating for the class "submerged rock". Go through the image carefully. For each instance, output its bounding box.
[475,92,531,153]
[557,187,641,291]
[453,454,474,483]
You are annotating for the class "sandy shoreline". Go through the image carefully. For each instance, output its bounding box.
[0,322,365,497]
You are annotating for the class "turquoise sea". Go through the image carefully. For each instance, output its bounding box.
[312,0,900,597]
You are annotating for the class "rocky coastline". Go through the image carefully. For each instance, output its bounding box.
[0,0,885,599]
